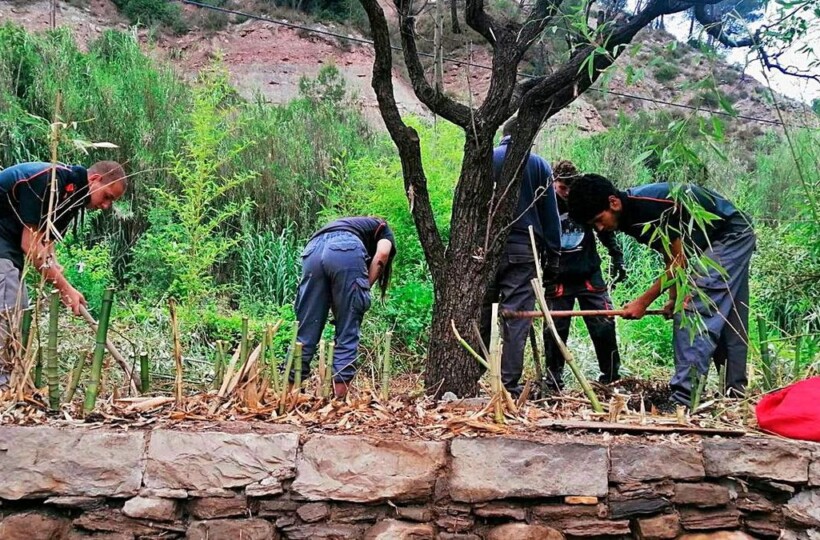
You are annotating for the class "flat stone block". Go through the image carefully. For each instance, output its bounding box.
[364,519,434,540]
[292,435,446,503]
[702,438,811,483]
[611,444,704,482]
[673,483,731,508]
[122,496,178,521]
[0,426,145,499]
[448,438,608,502]
[635,513,680,539]
[144,430,298,490]
[186,518,274,540]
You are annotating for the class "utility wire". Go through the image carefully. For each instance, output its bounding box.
[176,0,809,127]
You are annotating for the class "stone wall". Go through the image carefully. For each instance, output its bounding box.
[1,425,819,539]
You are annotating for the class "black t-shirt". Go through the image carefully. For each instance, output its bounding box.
[556,197,622,280]
[618,183,751,253]
[0,162,90,269]
[312,217,396,261]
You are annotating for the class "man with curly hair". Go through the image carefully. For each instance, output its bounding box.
[544,160,624,391]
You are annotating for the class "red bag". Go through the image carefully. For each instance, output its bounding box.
[756,377,820,442]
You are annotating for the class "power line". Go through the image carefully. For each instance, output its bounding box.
[176,0,803,127]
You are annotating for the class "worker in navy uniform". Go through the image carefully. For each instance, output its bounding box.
[568,174,755,408]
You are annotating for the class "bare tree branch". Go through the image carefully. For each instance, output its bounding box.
[359,0,447,283]
[693,4,755,47]
[465,0,504,46]
[397,0,475,126]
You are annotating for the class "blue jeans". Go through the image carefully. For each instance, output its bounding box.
[293,231,372,383]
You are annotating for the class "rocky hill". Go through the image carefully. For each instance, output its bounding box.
[1,0,815,139]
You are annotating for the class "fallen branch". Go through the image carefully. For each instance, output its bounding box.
[537,419,746,437]
[502,309,667,319]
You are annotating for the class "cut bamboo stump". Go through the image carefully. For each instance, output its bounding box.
[79,305,140,394]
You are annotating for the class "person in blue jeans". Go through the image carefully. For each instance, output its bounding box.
[294,217,396,398]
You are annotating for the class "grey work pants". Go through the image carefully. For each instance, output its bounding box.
[1,258,29,388]
[480,243,537,393]
[670,226,756,406]
[293,231,372,383]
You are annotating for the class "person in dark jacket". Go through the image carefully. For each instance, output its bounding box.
[479,117,561,397]
[294,216,396,398]
[1,161,127,389]
[568,174,755,408]
[544,161,624,390]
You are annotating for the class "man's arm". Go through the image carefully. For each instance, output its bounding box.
[21,225,87,315]
[622,237,685,319]
[368,239,393,286]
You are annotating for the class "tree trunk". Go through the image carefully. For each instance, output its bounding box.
[435,0,445,92]
[451,0,461,34]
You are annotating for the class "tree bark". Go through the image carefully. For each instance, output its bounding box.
[451,0,461,33]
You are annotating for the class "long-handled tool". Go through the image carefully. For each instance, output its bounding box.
[79,306,140,394]
[503,309,667,319]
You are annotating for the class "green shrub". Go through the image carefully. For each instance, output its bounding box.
[652,63,680,83]
[113,0,188,33]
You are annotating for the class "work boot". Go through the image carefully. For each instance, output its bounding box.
[333,381,350,399]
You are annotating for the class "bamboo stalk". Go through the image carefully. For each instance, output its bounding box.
[265,319,284,394]
[489,303,504,424]
[45,291,60,410]
[322,340,334,399]
[317,338,326,396]
[169,299,183,404]
[214,341,226,390]
[259,327,268,382]
[380,331,392,402]
[239,316,249,368]
[531,278,603,413]
[65,353,85,402]
[20,308,33,357]
[278,321,298,415]
[293,342,303,391]
[451,320,490,370]
[34,349,43,388]
[690,366,706,412]
[793,335,803,379]
[83,288,114,413]
[758,315,773,390]
[140,353,150,393]
[79,306,140,393]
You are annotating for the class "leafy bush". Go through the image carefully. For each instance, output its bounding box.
[652,63,680,83]
[112,0,187,33]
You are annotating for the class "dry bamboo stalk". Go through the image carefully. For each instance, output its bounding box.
[125,395,175,412]
[208,346,241,415]
[531,278,603,413]
[278,321,298,415]
[317,338,326,392]
[65,353,85,402]
[169,299,183,405]
[380,331,392,402]
[489,303,504,424]
[45,290,60,411]
[322,340,334,399]
[227,343,262,395]
[293,342,304,392]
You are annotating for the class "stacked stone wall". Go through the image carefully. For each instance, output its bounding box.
[1,426,818,539]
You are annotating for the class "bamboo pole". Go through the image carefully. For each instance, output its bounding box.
[169,299,183,404]
[317,338,326,396]
[278,321,298,415]
[239,316,249,368]
[140,353,150,393]
[79,306,140,394]
[758,315,773,390]
[214,340,226,390]
[502,309,668,319]
[489,303,504,424]
[380,331,392,402]
[83,288,115,413]
[259,326,269,388]
[65,353,85,402]
[293,342,303,391]
[532,278,603,413]
[34,350,43,388]
[45,291,60,410]
[451,320,490,369]
[20,308,33,357]
[322,340,334,399]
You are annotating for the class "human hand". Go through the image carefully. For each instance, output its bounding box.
[60,286,87,316]
[621,299,648,320]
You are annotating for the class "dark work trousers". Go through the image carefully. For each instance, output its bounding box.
[293,231,372,383]
[670,225,756,406]
[480,243,537,394]
[543,275,620,389]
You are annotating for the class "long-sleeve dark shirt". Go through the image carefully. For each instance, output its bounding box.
[492,137,561,262]
[556,197,623,281]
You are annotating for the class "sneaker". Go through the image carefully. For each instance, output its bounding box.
[655,399,682,415]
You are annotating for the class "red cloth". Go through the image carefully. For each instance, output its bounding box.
[756,377,820,442]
